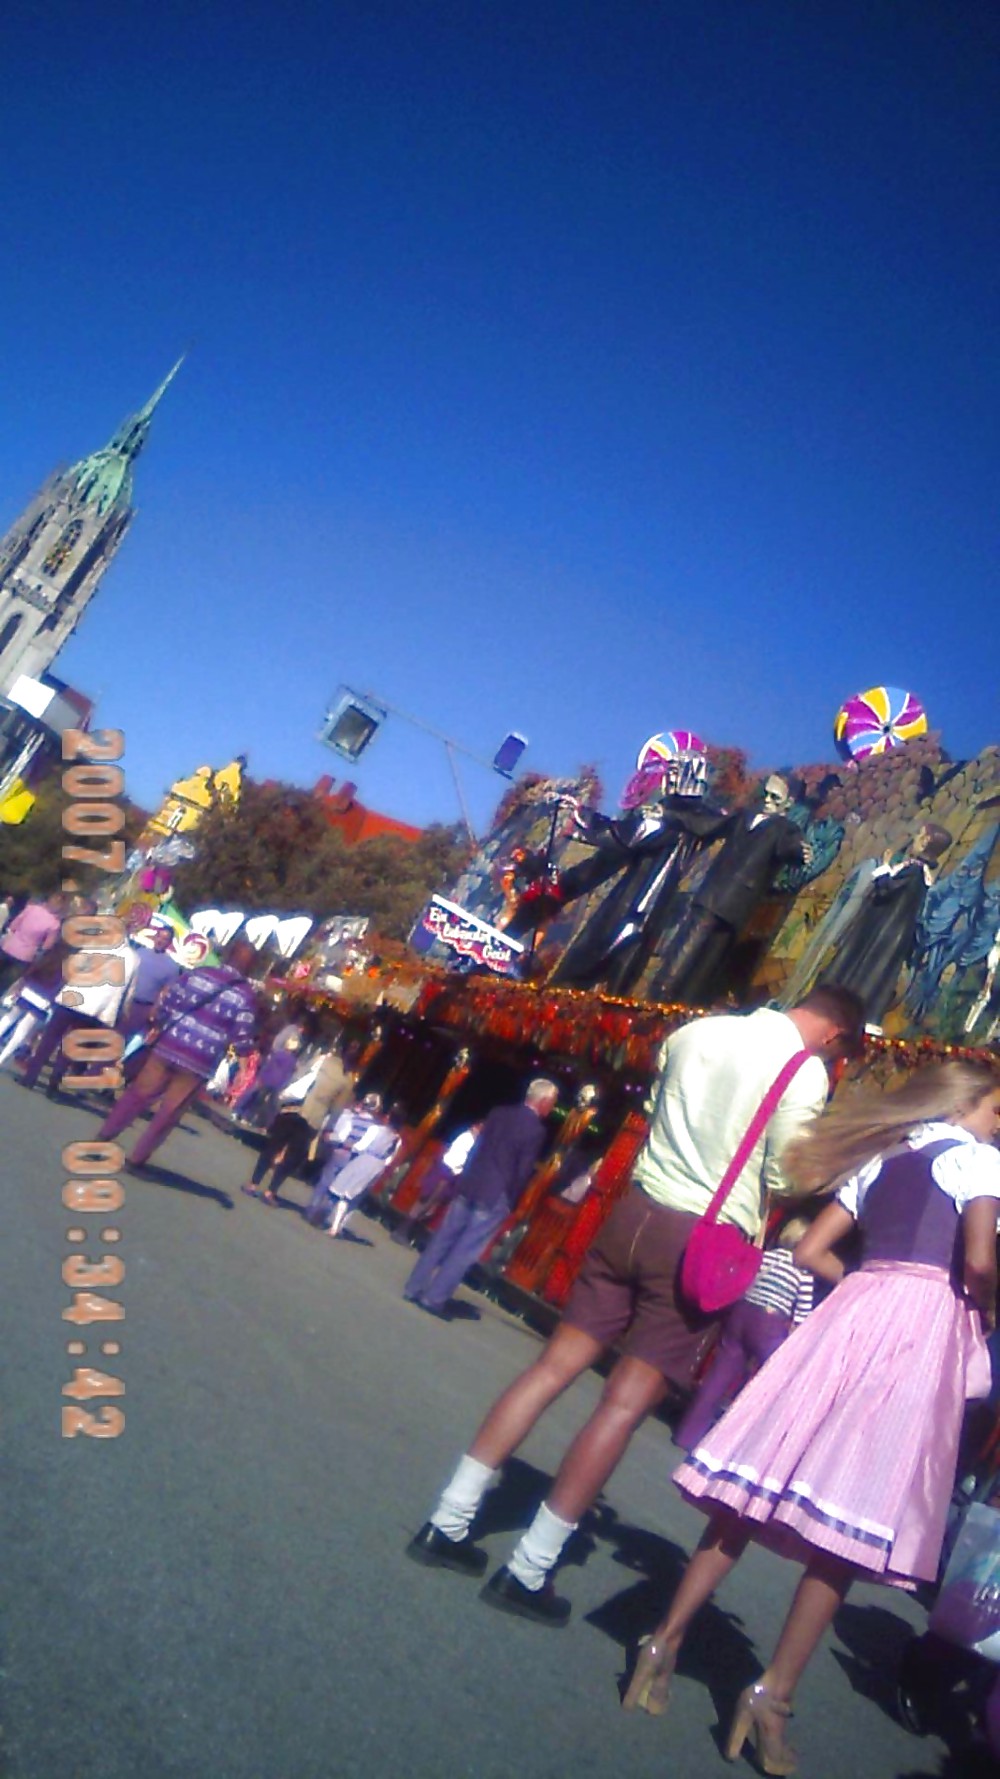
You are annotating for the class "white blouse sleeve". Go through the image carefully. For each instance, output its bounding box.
[836,1154,883,1219]
[932,1141,1000,1208]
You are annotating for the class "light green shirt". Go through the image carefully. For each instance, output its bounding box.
[632,1008,829,1238]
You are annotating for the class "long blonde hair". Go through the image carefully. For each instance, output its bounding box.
[783,1060,999,1196]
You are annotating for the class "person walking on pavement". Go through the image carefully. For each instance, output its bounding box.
[403,1079,558,1320]
[232,1018,311,1125]
[406,988,863,1624]
[98,963,258,1172]
[243,1042,355,1205]
[18,920,137,1096]
[672,1209,817,1452]
[0,932,74,1070]
[620,1059,999,1775]
[0,892,65,995]
[119,925,183,1042]
[302,1093,385,1227]
[325,1101,406,1238]
[391,1122,483,1247]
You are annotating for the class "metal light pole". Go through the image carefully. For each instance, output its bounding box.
[319,686,527,844]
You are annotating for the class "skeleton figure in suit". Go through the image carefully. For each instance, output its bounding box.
[651,776,811,1006]
[512,753,728,996]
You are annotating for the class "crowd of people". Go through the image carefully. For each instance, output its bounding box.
[3,889,1000,1766]
[0,892,406,1236]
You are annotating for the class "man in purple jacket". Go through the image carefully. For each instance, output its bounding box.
[98,963,258,1172]
[403,1079,558,1319]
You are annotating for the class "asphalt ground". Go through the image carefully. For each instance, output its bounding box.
[0,1072,962,1779]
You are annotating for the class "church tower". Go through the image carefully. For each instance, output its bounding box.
[0,361,182,696]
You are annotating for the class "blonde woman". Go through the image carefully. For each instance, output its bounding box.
[623,1060,1000,1776]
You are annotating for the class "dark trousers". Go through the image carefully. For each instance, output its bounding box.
[21,1005,102,1091]
[674,1298,792,1450]
[652,905,733,1005]
[403,1196,508,1310]
[251,1111,312,1195]
[391,1161,460,1245]
[0,955,27,996]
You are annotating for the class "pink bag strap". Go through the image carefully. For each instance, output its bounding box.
[701,1051,812,1229]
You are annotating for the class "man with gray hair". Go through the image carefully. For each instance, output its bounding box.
[403,1077,558,1319]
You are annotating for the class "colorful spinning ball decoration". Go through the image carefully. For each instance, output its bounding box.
[833,687,927,762]
[621,729,708,808]
[637,730,707,771]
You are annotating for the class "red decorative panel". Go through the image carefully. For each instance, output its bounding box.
[504,1199,575,1293]
[387,1139,444,1214]
[543,1111,649,1306]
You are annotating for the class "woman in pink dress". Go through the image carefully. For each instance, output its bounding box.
[622,1059,1000,1775]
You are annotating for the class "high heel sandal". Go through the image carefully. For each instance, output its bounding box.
[621,1634,676,1715]
[724,1681,797,1775]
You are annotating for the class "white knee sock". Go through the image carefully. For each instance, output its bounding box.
[0,1011,38,1067]
[328,1199,350,1237]
[429,1453,497,1542]
[507,1501,577,1592]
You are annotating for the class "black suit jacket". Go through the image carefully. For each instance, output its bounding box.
[694,812,805,929]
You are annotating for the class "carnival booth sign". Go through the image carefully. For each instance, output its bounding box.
[243,913,314,958]
[411,895,524,977]
[189,908,247,948]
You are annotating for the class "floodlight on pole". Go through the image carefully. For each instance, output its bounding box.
[317,686,528,841]
[318,689,388,764]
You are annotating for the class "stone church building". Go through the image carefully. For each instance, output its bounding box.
[0,361,180,696]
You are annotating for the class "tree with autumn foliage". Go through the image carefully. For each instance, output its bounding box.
[171,779,471,940]
[0,773,146,897]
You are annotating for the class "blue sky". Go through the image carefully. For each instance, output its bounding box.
[2,0,997,833]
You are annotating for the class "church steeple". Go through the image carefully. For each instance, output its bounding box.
[0,360,181,696]
[69,355,184,516]
[106,355,185,461]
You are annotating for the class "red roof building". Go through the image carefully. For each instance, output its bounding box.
[311,776,422,846]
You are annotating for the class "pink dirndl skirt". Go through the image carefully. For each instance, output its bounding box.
[673,1262,991,1588]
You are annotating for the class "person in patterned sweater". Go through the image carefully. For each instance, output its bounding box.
[98,964,259,1173]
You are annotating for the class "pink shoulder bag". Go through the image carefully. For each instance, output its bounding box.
[680,1051,811,1314]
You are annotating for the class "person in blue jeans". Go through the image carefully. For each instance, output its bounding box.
[403,1080,558,1319]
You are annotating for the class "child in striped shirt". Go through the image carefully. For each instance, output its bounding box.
[674,1212,815,1451]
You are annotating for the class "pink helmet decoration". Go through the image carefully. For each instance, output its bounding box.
[834,687,928,762]
[637,730,707,769]
[620,729,709,808]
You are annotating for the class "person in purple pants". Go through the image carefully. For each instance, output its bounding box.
[673,1213,816,1451]
[98,964,258,1171]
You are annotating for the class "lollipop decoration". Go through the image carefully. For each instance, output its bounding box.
[834,687,927,762]
[637,730,706,770]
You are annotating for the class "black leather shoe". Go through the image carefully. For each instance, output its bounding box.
[405,1522,488,1577]
[480,1565,571,1627]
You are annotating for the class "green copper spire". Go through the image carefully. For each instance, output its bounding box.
[107,355,185,459]
[70,356,184,515]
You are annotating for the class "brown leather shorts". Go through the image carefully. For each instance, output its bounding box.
[563,1185,719,1387]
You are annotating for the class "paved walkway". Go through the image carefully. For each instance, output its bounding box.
[0,1074,957,1778]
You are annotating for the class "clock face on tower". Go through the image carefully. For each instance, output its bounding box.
[41,518,84,578]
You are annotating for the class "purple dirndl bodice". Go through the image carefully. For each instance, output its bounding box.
[860,1139,964,1276]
